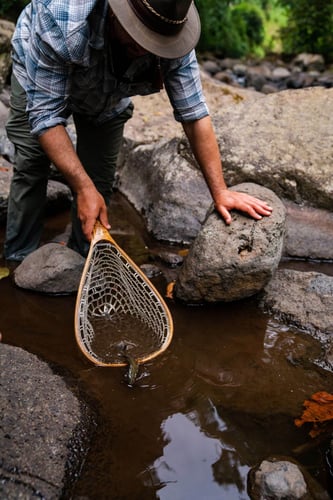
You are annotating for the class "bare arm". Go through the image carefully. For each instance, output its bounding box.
[182,116,272,224]
[39,125,110,240]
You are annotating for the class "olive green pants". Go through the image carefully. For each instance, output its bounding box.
[5,74,133,260]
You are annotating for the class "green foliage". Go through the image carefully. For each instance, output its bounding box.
[279,0,333,61]
[0,0,28,21]
[196,0,265,57]
[196,0,333,60]
[231,3,265,51]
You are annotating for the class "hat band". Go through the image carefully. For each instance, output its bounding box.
[127,0,188,36]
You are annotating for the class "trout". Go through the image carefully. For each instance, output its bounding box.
[116,341,139,385]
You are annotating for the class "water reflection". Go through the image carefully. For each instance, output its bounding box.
[144,411,248,500]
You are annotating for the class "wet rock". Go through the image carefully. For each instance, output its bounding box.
[14,243,85,294]
[140,263,162,279]
[117,137,211,244]
[174,183,285,303]
[260,269,333,336]
[152,250,184,268]
[284,201,333,260]
[248,456,330,500]
[213,87,333,211]
[249,459,307,499]
[0,344,95,499]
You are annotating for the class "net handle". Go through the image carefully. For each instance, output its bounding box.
[91,220,115,245]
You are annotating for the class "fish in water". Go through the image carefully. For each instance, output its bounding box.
[116,341,139,386]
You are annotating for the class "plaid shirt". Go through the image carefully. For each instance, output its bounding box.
[12,0,209,136]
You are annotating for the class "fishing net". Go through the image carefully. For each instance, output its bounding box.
[75,223,173,367]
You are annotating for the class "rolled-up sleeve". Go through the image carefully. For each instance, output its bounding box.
[162,50,209,123]
[17,5,72,135]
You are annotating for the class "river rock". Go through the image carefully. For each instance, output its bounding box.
[117,137,211,244]
[260,269,333,336]
[293,53,325,72]
[0,344,95,499]
[119,85,333,261]
[174,183,285,303]
[248,456,330,500]
[212,87,333,211]
[14,243,85,294]
[284,201,333,260]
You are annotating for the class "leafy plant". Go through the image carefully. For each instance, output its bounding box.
[0,0,28,21]
[196,0,265,57]
[279,0,333,61]
[231,3,265,54]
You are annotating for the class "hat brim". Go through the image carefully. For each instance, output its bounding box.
[108,0,201,59]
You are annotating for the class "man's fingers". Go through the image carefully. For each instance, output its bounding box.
[81,217,95,242]
[215,190,273,224]
[99,205,111,231]
[216,205,232,225]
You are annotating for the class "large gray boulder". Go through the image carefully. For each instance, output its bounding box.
[118,86,333,260]
[212,87,333,210]
[117,137,211,244]
[0,344,94,498]
[174,183,286,303]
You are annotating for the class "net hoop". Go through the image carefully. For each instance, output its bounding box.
[75,221,173,367]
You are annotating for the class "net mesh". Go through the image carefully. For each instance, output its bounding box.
[76,239,173,365]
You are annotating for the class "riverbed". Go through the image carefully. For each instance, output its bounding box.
[1,194,333,499]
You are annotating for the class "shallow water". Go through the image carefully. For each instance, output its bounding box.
[1,194,333,499]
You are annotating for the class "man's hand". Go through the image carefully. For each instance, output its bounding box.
[214,189,273,225]
[77,185,111,241]
[182,117,273,224]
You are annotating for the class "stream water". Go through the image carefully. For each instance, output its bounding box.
[1,193,333,499]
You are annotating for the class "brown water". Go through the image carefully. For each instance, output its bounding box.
[1,194,333,499]
[89,313,157,363]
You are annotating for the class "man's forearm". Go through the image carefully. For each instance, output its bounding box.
[182,116,273,223]
[38,124,110,240]
[38,125,94,193]
[182,115,228,202]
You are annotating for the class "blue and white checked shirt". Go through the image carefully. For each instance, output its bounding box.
[12,0,209,136]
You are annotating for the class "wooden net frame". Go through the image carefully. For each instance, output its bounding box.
[75,222,173,367]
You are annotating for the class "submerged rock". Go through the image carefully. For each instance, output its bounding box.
[248,456,330,500]
[174,183,285,303]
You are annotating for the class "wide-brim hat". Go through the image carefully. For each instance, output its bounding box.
[108,0,201,59]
